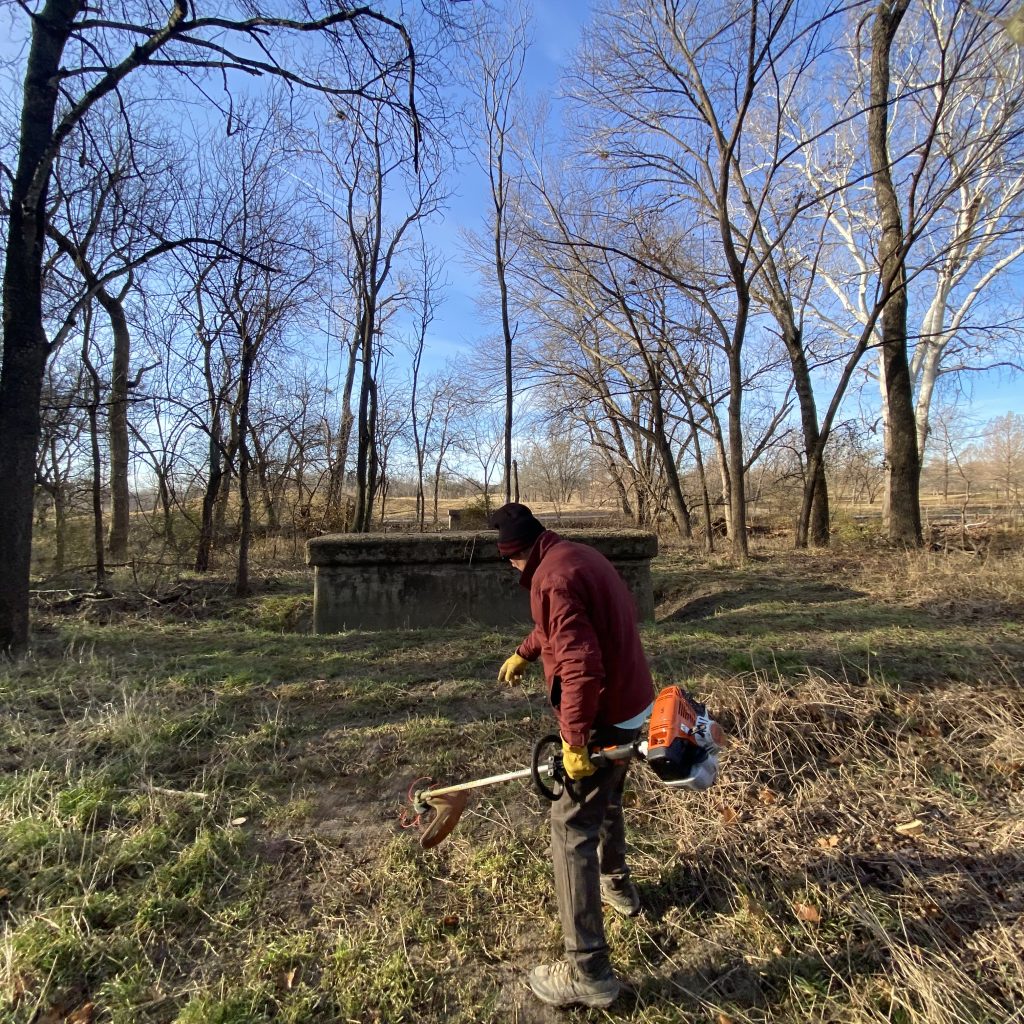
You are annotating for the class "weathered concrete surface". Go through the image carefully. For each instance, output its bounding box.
[306,530,658,632]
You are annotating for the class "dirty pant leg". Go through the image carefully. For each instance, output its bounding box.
[550,759,631,978]
[599,762,630,881]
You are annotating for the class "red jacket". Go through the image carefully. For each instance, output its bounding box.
[516,531,654,746]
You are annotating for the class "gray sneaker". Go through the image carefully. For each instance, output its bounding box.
[601,876,641,917]
[527,960,621,1008]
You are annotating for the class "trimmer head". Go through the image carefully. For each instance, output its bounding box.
[405,736,566,849]
[414,788,469,849]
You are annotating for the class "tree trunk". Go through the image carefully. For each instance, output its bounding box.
[235,335,254,598]
[251,430,279,532]
[82,327,107,588]
[726,318,749,559]
[53,483,67,573]
[432,460,444,526]
[657,432,692,539]
[97,287,132,561]
[195,394,224,573]
[366,376,380,524]
[353,306,375,532]
[86,396,106,586]
[645,357,692,538]
[869,0,922,546]
[327,334,359,516]
[156,466,175,543]
[684,401,714,553]
[785,329,831,548]
[913,339,943,460]
[214,422,237,540]
[0,0,81,652]
[497,243,514,506]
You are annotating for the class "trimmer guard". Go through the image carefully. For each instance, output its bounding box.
[418,790,470,849]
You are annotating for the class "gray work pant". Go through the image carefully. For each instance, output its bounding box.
[549,732,636,979]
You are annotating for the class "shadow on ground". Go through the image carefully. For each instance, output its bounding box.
[626,847,1023,1017]
[659,579,867,622]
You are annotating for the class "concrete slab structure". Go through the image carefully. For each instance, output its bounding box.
[306,530,658,632]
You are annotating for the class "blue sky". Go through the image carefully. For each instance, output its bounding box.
[413,3,592,374]
[418,2,1021,431]
[2,0,1019,430]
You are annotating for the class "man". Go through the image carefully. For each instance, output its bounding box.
[488,502,655,1010]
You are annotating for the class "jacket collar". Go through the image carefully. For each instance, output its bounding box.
[518,530,562,589]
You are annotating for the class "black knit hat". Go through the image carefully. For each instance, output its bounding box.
[488,502,546,556]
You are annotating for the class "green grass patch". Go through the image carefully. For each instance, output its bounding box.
[3,546,1023,1023]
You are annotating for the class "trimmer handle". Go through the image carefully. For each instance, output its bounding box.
[532,733,575,802]
[588,740,642,767]
[531,735,640,803]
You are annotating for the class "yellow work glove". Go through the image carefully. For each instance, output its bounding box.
[561,738,597,780]
[497,652,530,684]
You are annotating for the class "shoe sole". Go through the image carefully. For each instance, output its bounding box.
[528,984,620,1009]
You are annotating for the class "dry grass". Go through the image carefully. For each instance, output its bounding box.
[2,542,1023,1023]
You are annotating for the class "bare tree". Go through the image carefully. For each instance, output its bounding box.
[921,404,980,502]
[454,400,505,511]
[42,99,180,563]
[519,422,592,515]
[983,411,1024,502]
[373,374,411,524]
[466,1,530,506]
[801,2,1024,543]
[35,352,88,572]
[0,0,425,651]
[868,0,923,545]
[424,371,462,526]
[184,118,318,594]
[569,0,845,557]
[405,242,447,530]
[301,95,445,534]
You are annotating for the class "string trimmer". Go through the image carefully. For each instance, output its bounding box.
[407,685,724,849]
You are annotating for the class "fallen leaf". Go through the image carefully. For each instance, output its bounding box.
[895,819,925,837]
[817,835,840,849]
[65,1003,94,1024]
[715,1014,735,1024]
[0,887,10,899]
[757,788,778,805]
[442,914,460,928]
[794,902,821,924]
[230,816,248,826]
[720,805,740,825]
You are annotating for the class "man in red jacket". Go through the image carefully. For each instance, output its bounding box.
[488,502,654,1009]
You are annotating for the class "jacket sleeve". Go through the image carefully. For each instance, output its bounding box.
[543,580,605,746]
[517,623,543,661]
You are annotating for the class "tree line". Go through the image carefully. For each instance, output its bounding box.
[3,0,1023,651]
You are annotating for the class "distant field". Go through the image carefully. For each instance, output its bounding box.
[2,543,1022,1023]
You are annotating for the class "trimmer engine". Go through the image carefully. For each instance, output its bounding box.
[642,686,725,791]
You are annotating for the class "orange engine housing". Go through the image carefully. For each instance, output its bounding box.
[648,685,699,750]
[645,685,724,785]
